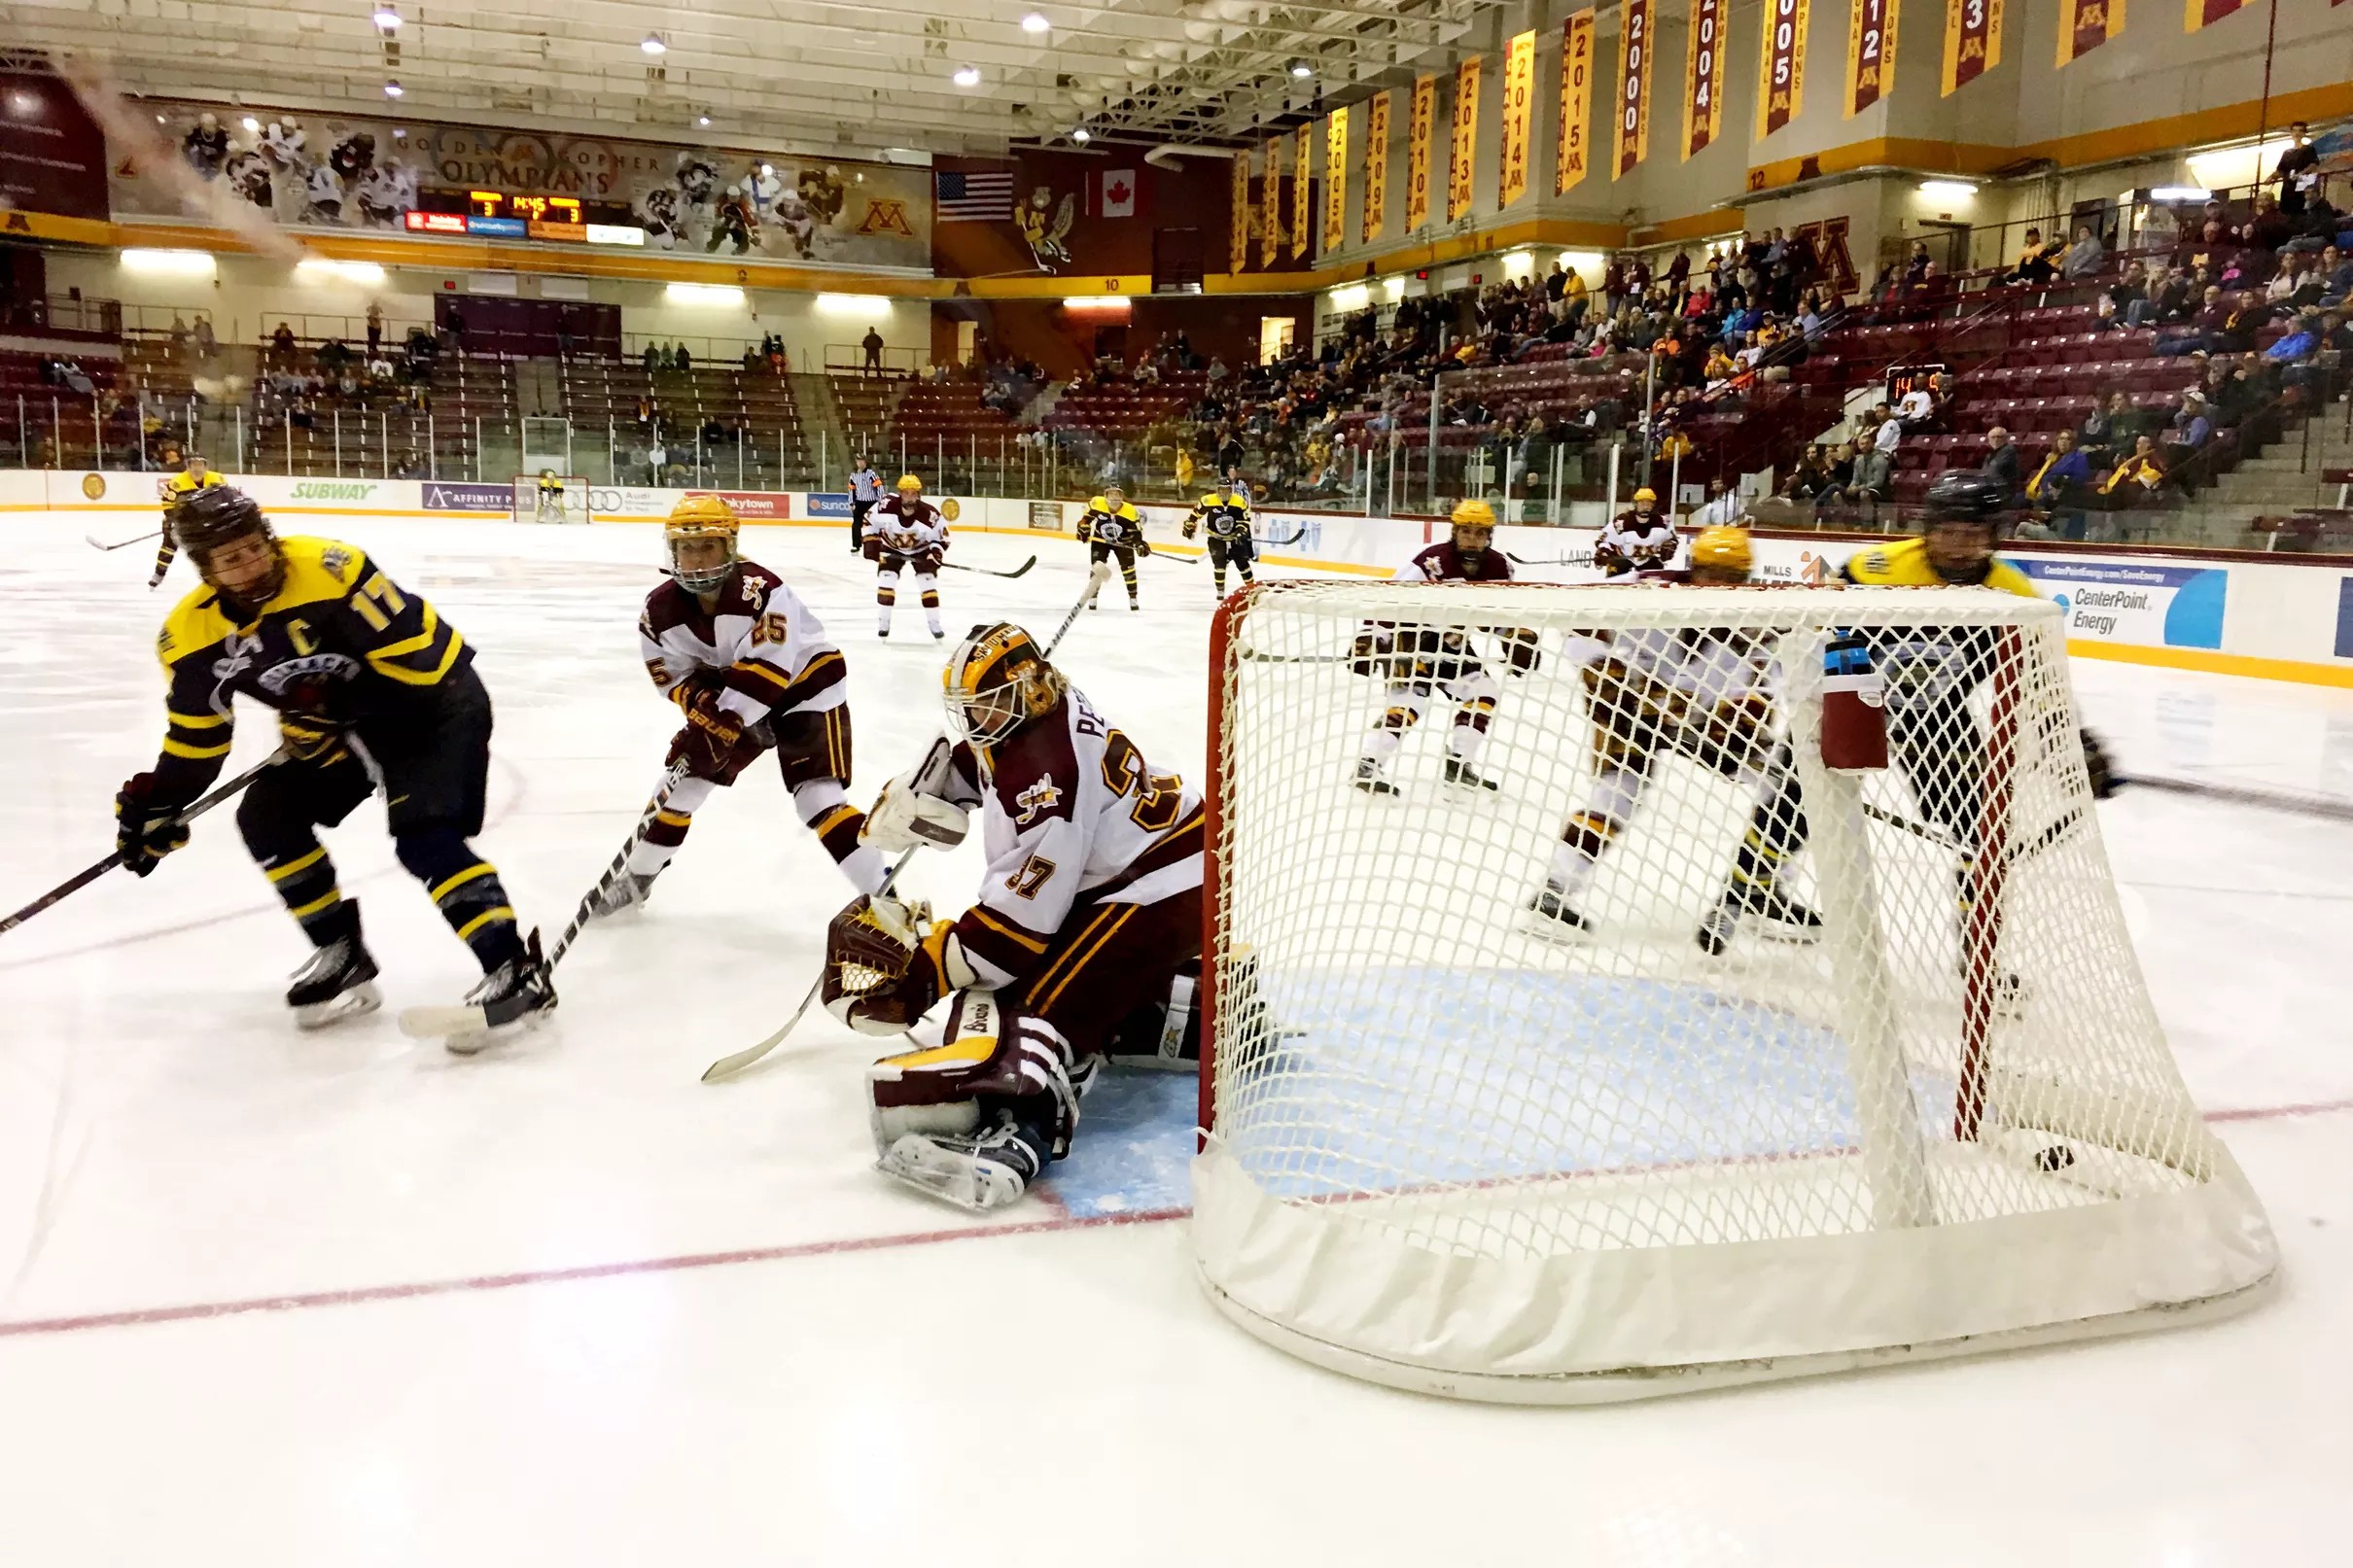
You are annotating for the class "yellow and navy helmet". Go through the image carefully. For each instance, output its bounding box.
[941,621,1066,755]
[665,494,741,592]
[1687,524,1754,580]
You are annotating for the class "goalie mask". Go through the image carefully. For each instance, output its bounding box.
[942,622,1065,754]
[665,494,741,593]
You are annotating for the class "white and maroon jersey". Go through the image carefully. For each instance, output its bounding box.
[1614,622,1776,713]
[863,497,948,562]
[1397,540,1512,582]
[1596,512,1679,575]
[638,559,847,724]
[935,687,1204,987]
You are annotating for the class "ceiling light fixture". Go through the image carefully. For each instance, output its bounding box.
[953,65,981,87]
[697,114,711,126]
[642,33,667,56]
[241,116,260,132]
[1071,127,1091,144]
[383,79,404,97]
[1289,60,1314,78]
[372,4,401,27]
[1916,179,1977,200]
[1021,12,1050,33]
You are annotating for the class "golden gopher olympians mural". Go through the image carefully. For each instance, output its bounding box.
[112,107,931,269]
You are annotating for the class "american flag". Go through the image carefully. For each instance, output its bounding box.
[935,168,1015,222]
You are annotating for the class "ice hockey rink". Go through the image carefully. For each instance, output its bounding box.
[1,513,2348,1565]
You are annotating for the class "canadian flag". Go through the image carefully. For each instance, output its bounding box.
[1087,167,1141,219]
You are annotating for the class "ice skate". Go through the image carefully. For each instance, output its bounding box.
[438,932,557,1055]
[584,870,658,921]
[1526,885,1590,937]
[1444,757,1498,791]
[286,900,381,1028]
[876,1114,1045,1212]
[1353,758,1398,797]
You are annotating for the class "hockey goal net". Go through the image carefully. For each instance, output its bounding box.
[511,475,590,525]
[1197,579,2276,1403]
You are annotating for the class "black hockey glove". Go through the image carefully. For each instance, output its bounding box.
[2080,727,2119,798]
[115,772,192,877]
[277,713,348,763]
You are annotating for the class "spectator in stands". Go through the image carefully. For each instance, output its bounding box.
[861,326,885,376]
[1869,404,1902,461]
[642,342,659,375]
[648,440,668,484]
[2026,428,2097,540]
[1983,425,2022,498]
[2096,261,2147,330]
[2320,247,2353,307]
[2247,193,2296,254]
[366,300,383,356]
[2006,227,2061,285]
[1842,437,1892,515]
[2265,254,2305,304]
[743,344,762,373]
[169,315,190,354]
[2100,435,2168,505]
[445,304,466,350]
[2061,224,2106,281]
[675,342,692,373]
[1562,266,1589,321]
[2273,122,2322,217]
[2160,392,2213,488]
[700,415,727,449]
[270,322,297,364]
[1895,379,1935,431]
[2317,309,2353,357]
[193,316,218,358]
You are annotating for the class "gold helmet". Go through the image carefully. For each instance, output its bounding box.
[1632,486,1659,505]
[941,622,1066,755]
[1687,524,1754,581]
[666,494,741,592]
[1451,498,1497,529]
[896,472,924,496]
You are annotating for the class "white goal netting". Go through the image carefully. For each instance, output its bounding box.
[512,475,589,525]
[1196,579,2276,1402]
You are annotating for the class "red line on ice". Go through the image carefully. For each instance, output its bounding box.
[2,1094,2346,1342]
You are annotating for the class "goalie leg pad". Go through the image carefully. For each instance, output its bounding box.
[1106,961,1203,1071]
[870,988,1077,1173]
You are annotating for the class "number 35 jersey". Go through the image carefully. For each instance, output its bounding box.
[152,535,472,800]
[638,559,848,724]
[940,687,1204,987]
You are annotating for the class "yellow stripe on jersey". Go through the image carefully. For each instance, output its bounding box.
[429,862,497,903]
[287,888,343,921]
[166,709,229,729]
[158,537,372,667]
[161,735,233,759]
[1032,904,1138,1015]
[968,904,1050,955]
[1841,536,2038,599]
[455,906,515,941]
[366,630,466,685]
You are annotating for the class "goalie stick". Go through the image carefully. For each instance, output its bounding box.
[2,752,281,936]
[87,527,164,552]
[396,758,693,1042]
[702,572,1107,1082]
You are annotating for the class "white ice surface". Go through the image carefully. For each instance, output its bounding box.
[0,517,2346,1565]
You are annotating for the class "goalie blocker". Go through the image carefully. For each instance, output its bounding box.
[822,622,1207,1210]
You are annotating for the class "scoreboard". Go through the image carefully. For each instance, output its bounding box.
[403,188,643,244]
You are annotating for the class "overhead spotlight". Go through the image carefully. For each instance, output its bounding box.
[1916,179,1977,200]
[1071,127,1091,145]
[953,65,982,87]
[697,114,712,127]
[155,113,166,123]
[641,33,667,56]
[1289,60,1314,78]
[372,4,401,27]
[759,163,774,177]
[383,79,404,97]
[1020,12,1050,32]
[241,116,260,132]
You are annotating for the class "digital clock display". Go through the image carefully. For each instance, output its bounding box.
[472,191,582,224]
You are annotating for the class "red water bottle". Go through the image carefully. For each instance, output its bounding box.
[1820,634,1888,772]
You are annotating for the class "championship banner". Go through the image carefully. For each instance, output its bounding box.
[1557,9,1598,193]
[1683,0,1726,159]
[1261,136,1282,268]
[1448,54,1482,222]
[1292,122,1315,258]
[1614,0,1655,179]
[1845,0,1898,117]
[1941,0,2003,95]
[1323,107,1349,252]
[1756,0,1809,140]
[1230,148,1250,273]
[2185,0,2253,27]
[1407,75,1437,229]
[1362,91,1391,240]
[1499,30,1538,206]
[2059,0,2123,64]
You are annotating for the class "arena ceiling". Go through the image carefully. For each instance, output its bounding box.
[5,0,1524,161]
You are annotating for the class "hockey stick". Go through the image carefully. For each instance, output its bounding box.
[940,555,1037,579]
[87,527,164,552]
[2112,773,2353,824]
[1505,551,1579,567]
[702,575,1106,1082]
[396,758,692,1042]
[1259,528,1308,548]
[1,753,279,937]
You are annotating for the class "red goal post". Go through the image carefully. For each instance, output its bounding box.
[1196,576,2276,1402]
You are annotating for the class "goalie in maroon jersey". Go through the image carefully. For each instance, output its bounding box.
[1352,499,1539,796]
[819,622,1206,1211]
[592,495,889,916]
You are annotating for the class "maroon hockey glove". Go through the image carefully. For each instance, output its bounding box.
[667,687,745,781]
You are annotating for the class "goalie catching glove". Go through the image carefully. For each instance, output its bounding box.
[859,770,971,855]
[824,894,975,1034]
